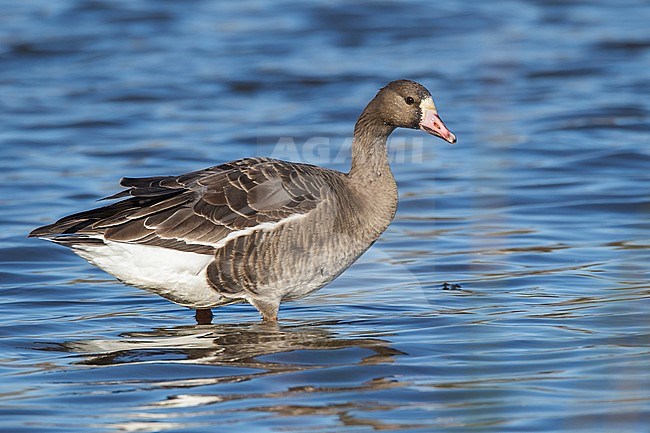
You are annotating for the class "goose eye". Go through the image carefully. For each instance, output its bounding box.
[405,96,415,105]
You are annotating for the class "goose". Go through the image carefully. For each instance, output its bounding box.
[29,79,456,324]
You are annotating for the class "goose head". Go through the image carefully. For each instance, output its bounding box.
[370,79,456,144]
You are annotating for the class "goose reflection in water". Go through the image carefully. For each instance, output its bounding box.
[41,322,412,431]
[53,321,405,368]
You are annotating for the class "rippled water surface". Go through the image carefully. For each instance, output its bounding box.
[1,1,649,432]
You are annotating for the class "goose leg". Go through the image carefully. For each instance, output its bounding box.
[250,298,279,322]
[195,308,213,325]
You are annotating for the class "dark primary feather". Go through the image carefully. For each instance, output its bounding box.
[29,157,335,254]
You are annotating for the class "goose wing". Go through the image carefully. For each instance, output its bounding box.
[30,157,335,254]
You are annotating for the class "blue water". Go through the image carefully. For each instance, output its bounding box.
[1,1,649,432]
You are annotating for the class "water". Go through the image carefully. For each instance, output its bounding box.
[1,0,649,431]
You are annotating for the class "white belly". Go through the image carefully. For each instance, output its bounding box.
[73,241,223,308]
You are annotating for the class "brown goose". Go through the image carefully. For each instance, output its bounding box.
[29,80,456,324]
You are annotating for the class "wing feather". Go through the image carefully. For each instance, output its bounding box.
[31,158,340,255]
